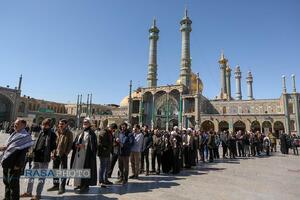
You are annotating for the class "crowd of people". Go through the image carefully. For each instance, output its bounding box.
[0,118,299,200]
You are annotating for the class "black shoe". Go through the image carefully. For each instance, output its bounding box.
[145,172,149,176]
[100,183,107,188]
[47,186,59,191]
[122,180,128,185]
[129,175,135,179]
[57,189,65,195]
[78,187,89,194]
[156,171,160,175]
[104,180,113,185]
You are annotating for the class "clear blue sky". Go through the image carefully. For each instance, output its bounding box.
[0,0,299,104]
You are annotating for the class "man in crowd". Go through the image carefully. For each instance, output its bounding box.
[129,124,144,179]
[97,125,113,187]
[0,119,33,200]
[207,130,215,162]
[47,119,73,194]
[140,125,152,176]
[70,118,97,193]
[151,128,163,174]
[107,123,120,178]
[115,123,134,185]
[21,118,57,200]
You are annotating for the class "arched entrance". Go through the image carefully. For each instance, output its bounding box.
[233,120,246,133]
[262,121,272,133]
[251,121,261,132]
[274,121,284,138]
[0,94,13,122]
[143,92,153,127]
[201,120,214,132]
[218,121,229,132]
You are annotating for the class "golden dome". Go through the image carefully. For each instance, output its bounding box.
[176,72,203,94]
[119,91,141,107]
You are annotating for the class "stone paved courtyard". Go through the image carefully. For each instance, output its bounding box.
[1,133,300,200]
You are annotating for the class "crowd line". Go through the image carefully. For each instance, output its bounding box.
[0,118,299,200]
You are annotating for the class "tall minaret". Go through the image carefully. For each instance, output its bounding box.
[179,9,192,88]
[219,51,228,98]
[225,65,231,100]
[292,74,297,93]
[18,74,22,91]
[147,18,159,87]
[246,71,254,100]
[235,65,242,100]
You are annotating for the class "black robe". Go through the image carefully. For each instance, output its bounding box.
[70,128,97,186]
[161,135,173,173]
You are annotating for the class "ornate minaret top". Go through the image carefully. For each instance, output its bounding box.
[219,50,228,64]
[147,18,159,87]
[282,75,287,94]
[219,51,228,99]
[179,8,192,89]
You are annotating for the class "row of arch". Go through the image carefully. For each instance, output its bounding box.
[201,120,285,134]
[18,101,66,114]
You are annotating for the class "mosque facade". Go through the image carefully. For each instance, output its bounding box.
[121,9,300,136]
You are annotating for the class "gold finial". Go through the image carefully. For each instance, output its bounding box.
[219,49,227,64]
[153,17,156,27]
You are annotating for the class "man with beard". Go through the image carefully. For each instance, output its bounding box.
[48,119,73,194]
[70,118,97,193]
[1,119,33,200]
[21,118,56,200]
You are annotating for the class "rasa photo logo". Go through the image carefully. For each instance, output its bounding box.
[24,169,91,178]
